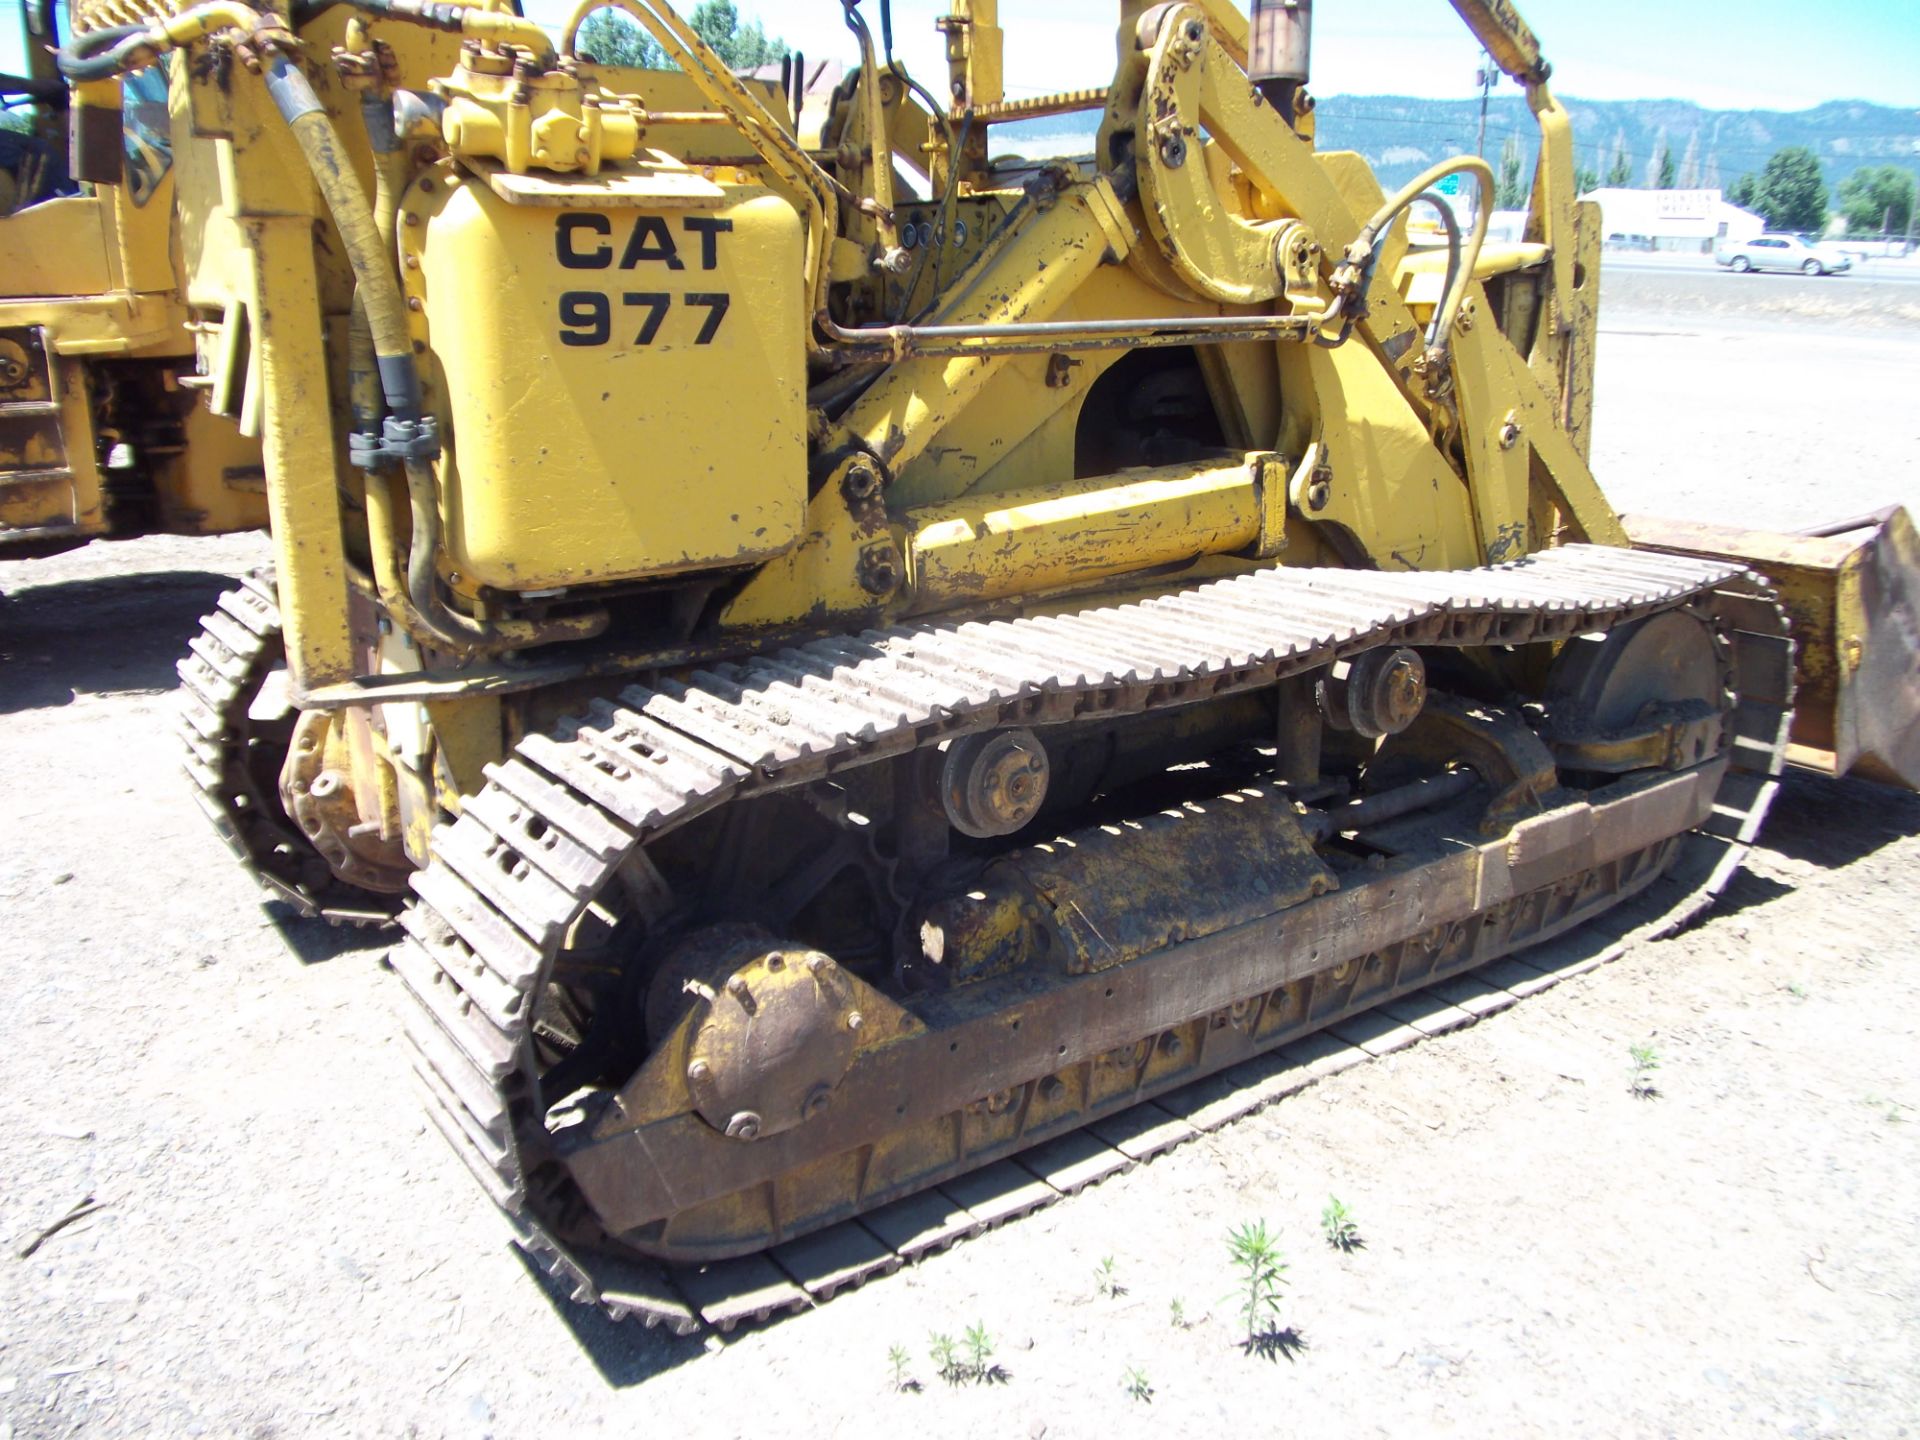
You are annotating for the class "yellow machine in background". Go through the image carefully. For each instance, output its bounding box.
[55,0,1919,1329]
[0,0,269,558]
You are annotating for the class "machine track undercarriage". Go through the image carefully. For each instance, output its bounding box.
[178,574,406,927]
[393,543,1790,1331]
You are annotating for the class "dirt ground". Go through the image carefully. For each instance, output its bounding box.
[1,264,1916,1440]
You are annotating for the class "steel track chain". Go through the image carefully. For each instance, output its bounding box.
[389,545,1792,1334]
[177,572,401,929]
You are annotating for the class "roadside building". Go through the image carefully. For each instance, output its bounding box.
[1581,187,1765,253]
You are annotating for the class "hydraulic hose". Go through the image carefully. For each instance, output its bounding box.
[1410,189,1462,350]
[841,0,901,255]
[57,23,161,80]
[342,36,395,435]
[1353,155,1494,363]
[342,27,413,630]
[264,56,419,418]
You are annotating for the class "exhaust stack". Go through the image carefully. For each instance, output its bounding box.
[1247,0,1312,122]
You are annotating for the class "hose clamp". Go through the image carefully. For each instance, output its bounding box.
[351,414,442,471]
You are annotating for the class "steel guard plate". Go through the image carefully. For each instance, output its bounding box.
[406,166,806,592]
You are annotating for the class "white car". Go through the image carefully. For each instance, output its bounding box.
[1715,233,1853,276]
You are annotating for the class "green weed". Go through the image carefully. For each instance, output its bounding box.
[1629,1041,1661,1098]
[1320,1196,1361,1252]
[1123,1365,1153,1403]
[929,1322,1006,1385]
[929,1331,963,1386]
[1224,1219,1289,1350]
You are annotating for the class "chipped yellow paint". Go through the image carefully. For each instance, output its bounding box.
[905,456,1267,610]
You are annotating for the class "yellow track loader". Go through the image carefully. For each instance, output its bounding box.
[1,0,267,560]
[53,0,1918,1329]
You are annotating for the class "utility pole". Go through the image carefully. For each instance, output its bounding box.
[1475,50,1498,156]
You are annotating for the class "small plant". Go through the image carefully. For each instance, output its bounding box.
[1225,1219,1289,1350]
[1786,981,1809,1000]
[963,1320,995,1379]
[888,1343,917,1393]
[1095,1254,1125,1298]
[929,1331,964,1386]
[930,1322,1006,1385]
[1629,1041,1661,1098]
[1169,1297,1188,1329]
[1321,1196,1361,1252]
[1123,1365,1154,1403]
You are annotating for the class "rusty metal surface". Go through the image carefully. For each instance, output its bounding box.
[1624,510,1920,789]
[966,87,1110,123]
[389,545,1790,1333]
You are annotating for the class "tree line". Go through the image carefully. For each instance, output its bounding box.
[1495,128,1915,237]
[574,0,787,71]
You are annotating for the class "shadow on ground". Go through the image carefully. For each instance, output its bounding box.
[1706,865,1796,921]
[269,905,394,966]
[1246,1326,1308,1363]
[1761,767,1920,869]
[516,1247,709,1387]
[0,570,233,714]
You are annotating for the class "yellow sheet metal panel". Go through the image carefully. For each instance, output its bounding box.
[0,196,116,300]
[409,168,806,592]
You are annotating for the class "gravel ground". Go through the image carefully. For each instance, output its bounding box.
[0,263,1915,1439]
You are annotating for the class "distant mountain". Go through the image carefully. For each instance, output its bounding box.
[1311,95,1920,195]
[992,96,1920,198]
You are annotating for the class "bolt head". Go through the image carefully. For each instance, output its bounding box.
[847,1011,864,1032]
[725,1111,762,1140]
[687,1058,710,1083]
[726,974,750,1000]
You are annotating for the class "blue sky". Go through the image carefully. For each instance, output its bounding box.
[521,0,1920,112]
[6,1,1916,111]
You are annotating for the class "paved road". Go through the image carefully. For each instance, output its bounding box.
[1600,249,1920,315]
[1602,249,1920,282]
